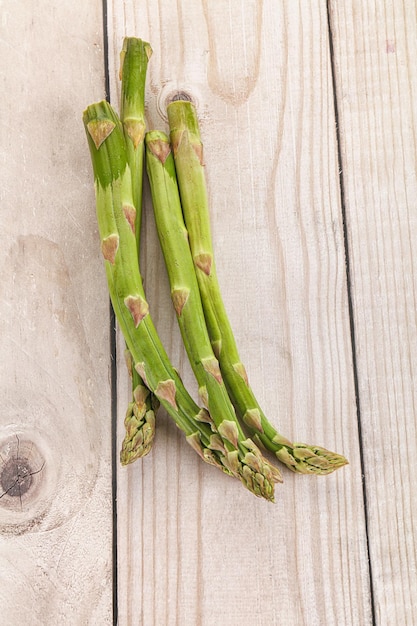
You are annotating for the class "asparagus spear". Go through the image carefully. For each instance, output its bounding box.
[145,130,282,500]
[167,100,348,475]
[83,100,264,493]
[118,37,156,463]
[119,37,152,244]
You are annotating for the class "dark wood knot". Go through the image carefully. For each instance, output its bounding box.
[0,435,45,506]
[169,90,193,103]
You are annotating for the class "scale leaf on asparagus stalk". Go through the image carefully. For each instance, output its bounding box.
[145,130,282,500]
[83,99,266,492]
[118,37,157,463]
[167,100,348,475]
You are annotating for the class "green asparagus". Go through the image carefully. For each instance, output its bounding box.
[145,130,282,499]
[167,100,348,475]
[119,37,152,244]
[118,37,157,463]
[83,100,273,494]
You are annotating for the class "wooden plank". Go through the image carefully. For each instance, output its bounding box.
[328,1,417,624]
[108,1,371,624]
[0,1,113,623]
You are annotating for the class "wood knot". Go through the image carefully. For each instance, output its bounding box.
[169,91,193,103]
[0,435,45,510]
[1,457,34,497]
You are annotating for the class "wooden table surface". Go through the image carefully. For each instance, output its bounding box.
[1,1,416,624]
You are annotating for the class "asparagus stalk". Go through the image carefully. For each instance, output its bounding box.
[145,131,282,500]
[167,100,348,475]
[119,37,152,245]
[83,100,277,495]
[118,37,156,463]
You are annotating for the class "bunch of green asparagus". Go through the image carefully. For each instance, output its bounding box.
[83,37,347,502]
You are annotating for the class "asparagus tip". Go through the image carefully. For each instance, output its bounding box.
[120,386,156,465]
[276,443,348,475]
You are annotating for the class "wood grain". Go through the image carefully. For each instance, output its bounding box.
[5,1,414,623]
[108,1,370,624]
[0,1,112,623]
[329,1,417,624]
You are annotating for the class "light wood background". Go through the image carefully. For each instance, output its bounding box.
[1,1,416,624]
